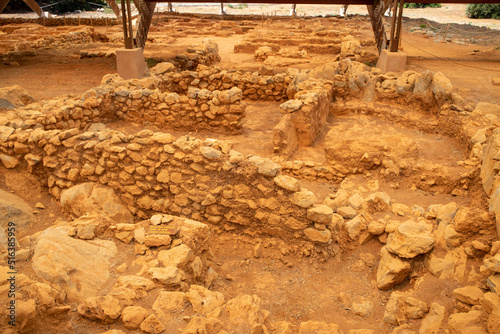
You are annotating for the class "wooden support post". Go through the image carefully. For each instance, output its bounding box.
[126,0,134,47]
[121,0,133,49]
[133,0,156,49]
[105,0,121,18]
[0,0,10,14]
[389,0,404,52]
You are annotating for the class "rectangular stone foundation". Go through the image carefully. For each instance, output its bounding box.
[116,48,147,80]
[376,50,407,73]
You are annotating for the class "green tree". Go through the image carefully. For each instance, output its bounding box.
[466,4,500,19]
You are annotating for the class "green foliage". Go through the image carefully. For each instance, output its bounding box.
[404,3,442,9]
[227,3,248,10]
[466,4,500,19]
[4,0,107,14]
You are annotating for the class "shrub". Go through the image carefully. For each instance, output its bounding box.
[404,4,442,9]
[466,4,500,19]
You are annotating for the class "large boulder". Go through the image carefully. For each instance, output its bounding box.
[386,221,434,258]
[377,247,411,290]
[0,85,35,110]
[448,310,488,334]
[32,226,117,302]
[0,188,34,231]
[60,182,133,223]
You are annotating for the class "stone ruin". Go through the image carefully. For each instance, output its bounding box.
[1,37,500,334]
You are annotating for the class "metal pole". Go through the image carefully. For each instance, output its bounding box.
[126,0,134,48]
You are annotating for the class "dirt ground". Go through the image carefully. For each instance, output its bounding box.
[0,5,500,334]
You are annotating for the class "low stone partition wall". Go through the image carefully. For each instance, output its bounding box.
[0,17,120,27]
[0,77,247,134]
[274,78,332,158]
[0,125,338,251]
[155,64,293,102]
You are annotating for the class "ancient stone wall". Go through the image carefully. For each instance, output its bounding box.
[155,64,293,102]
[0,125,338,250]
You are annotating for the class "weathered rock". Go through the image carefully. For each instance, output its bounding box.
[248,156,281,177]
[345,214,368,240]
[153,291,186,314]
[362,192,391,214]
[298,321,342,334]
[77,295,122,324]
[426,254,454,279]
[473,102,500,117]
[444,225,462,247]
[448,310,488,334]
[284,217,308,230]
[337,206,357,219]
[32,226,117,302]
[272,321,298,334]
[453,286,484,305]
[15,299,37,333]
[304,228,331,243]
[150,62,175,75]
[0,188,34,229]
[148,266,185,286]
[484,253,500,273]
[182,316,223,334]
[200,146,222,160]
[487,274,500,293]
[383,292,405,326]
[0,85,35,109]
[453,207,482,234]
[175,217,212,253]
[60,183,133,223]
[274,175,300,192]
[290,189,317,208]
[280,99,303,112]
[488,308,500,334]
[430,202,459,224]
[144,234,172,247]
[368,219,387,235]
[419,302,445,334]
[386,221,434,258]
[186,285,225,313]
[140,314,165,334]
[377,247,411,290]
[158,244,194,268]
[218,294,269,330]
[0,154,19,168]
[431,72,452,105]
[307,205,333,224]
[113,275,155,300]
[352,301,374,317]
[404,297,428,319]
[122,306,149,329]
